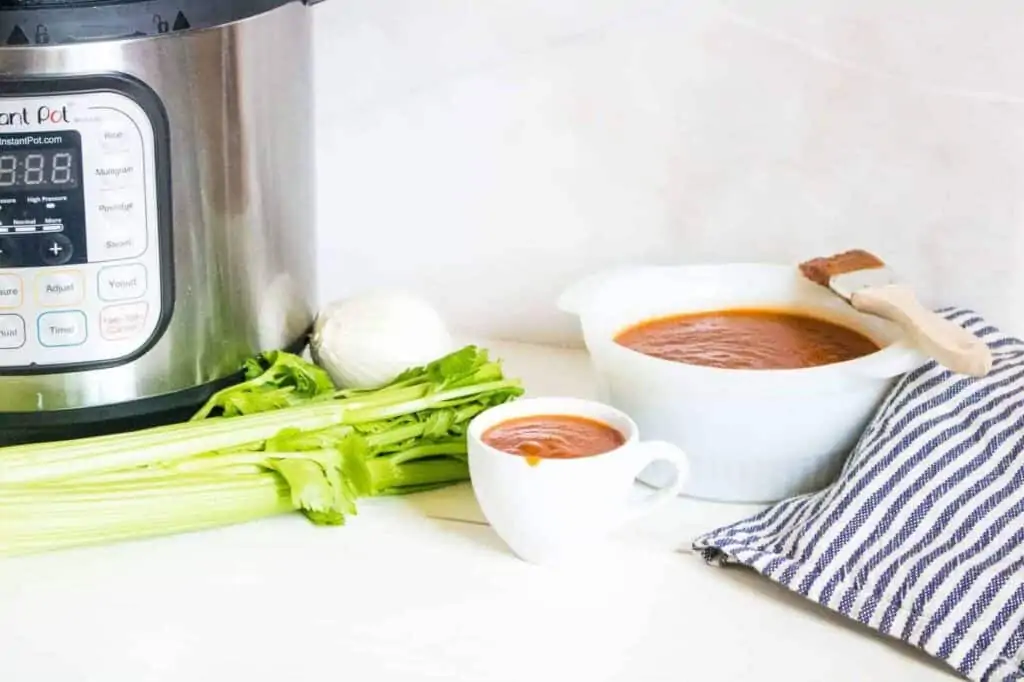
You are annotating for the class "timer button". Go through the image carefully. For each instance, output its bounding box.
[35,270,84,308]
[39,234,73,266]
[0,315,25,350]
[0,274,23,309]
[0,237,20,268]
[38,310,87,348]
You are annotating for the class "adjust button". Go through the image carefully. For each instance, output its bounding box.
[0,315,25,350]
[0,274,22,308]
[100,302,148,341]
[98,263,146,302]
[38,310,87,347]
[39,234,73,266]
[36,270,84,307]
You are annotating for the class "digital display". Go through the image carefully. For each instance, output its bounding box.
[0,149,79,191]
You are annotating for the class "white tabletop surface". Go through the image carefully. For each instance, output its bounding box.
[0,339,962,682]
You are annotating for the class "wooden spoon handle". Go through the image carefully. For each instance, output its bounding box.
[851,285,993,378]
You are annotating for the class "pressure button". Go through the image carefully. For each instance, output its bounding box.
[0,274,22,308]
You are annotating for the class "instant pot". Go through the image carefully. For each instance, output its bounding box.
[0,0,320,442]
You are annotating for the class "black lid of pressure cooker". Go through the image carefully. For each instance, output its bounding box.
[0,0,317,46]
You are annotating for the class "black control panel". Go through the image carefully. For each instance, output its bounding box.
[0,130,86,269]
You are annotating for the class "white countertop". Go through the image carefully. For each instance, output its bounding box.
[0,339,961,682]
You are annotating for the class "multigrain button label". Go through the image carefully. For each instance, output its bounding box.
[95,165,133,179]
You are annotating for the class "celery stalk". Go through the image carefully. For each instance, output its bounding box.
[0,345,523,558]
[0,473,294,558]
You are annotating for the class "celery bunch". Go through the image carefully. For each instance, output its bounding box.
[0,346,523,558]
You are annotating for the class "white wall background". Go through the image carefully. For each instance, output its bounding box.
[312,0,1024,346]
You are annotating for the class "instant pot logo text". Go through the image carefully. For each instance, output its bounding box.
[0,106,70,127]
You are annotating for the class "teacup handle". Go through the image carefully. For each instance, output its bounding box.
[624,440,689,523]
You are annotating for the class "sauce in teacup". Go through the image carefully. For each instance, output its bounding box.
[482,415,625,466]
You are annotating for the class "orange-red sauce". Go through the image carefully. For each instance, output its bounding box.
[614,309,879,370]
[482,415,625,464]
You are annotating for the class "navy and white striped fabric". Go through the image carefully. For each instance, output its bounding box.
[693,309,1024,682]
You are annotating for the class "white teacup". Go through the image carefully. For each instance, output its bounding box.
[467,397,690,565]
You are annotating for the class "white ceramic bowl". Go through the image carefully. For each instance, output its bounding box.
[558,263,929,504]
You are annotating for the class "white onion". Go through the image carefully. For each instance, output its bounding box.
[310,291,456,390]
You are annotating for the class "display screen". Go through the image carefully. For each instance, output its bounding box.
[0,149,79,191]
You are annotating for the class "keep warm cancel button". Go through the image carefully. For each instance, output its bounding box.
[101,302,148,341]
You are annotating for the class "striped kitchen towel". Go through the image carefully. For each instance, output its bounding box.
[693,309,1024,682]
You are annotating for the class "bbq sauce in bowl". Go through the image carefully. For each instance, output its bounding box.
[614,309,879,370]
[482,415,625,466]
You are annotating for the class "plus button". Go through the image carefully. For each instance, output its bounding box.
[40,235,73,266]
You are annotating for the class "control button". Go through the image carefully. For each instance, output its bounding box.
[0,274,23,309]
[94,158,139,191]
[39,234,73,266]
[98,264,147,301]
[38,311,87,347]
[100,302,148,341]
[95,193,141,228]
[0,315,25,349]
[0,237,21,268]
[36,270,84,307]
[95,231,146,261]
[99,124,140,154]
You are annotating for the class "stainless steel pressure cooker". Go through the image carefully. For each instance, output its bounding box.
[0,0,319,442]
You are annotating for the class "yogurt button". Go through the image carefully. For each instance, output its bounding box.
[98,263,146,301]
